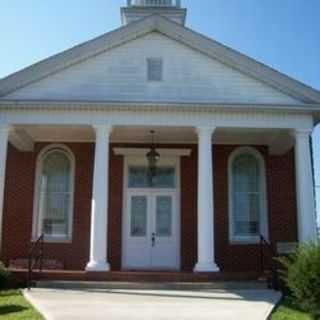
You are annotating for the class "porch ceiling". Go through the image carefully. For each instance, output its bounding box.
[8,125,294,155]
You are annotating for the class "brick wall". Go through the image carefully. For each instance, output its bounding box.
[1,143,94,270]
[1,143,298,272]
[214,146,298,272]
[108,149,124,271]
[180,145,198,271]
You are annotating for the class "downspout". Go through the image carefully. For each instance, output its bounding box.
[310,133,319,237]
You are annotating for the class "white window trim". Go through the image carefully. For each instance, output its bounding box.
[147,57,163,82]
[228,146,268,244]
[121,154,181,270]
[32,144,75,243]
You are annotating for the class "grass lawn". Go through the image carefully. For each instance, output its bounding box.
[272,297,314,320]
[0,290,43,319]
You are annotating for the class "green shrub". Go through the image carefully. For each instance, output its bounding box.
[277,242,320,317]
[0,261,11,289]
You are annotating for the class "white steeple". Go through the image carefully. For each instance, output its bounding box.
[121,0,187,26]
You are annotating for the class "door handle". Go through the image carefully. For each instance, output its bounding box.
[151,233,156,247]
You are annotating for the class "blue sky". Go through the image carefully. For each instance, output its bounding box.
[1,0,320,221]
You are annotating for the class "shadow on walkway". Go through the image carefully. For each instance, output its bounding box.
[0,304,27,315]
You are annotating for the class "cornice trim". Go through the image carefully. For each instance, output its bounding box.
[0,100,319,114]
[113,147,192,156]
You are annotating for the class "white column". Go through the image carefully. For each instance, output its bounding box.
[194,127,219,272]
[293,129,318,243]
[86,125,112,272]
[0,125,9,250]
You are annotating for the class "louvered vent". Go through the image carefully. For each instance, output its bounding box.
[147,58,163,82]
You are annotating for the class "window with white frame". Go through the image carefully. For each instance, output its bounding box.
[229,147,268,243]
[33,146,74,241]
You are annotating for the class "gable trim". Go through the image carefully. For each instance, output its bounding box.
[0,16,158,98]
[0,15,319,104]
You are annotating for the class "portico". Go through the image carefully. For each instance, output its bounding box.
[0,103,317,273]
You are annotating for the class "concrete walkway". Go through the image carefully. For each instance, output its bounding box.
[24,288,281,320]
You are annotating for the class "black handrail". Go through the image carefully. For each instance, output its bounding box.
[259,234,279,290]
[27,234,44,290]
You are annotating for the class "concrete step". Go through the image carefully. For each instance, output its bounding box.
[12,269,263,283]
[36,280,268,291]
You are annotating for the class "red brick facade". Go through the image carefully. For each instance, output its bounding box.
[0,142,298,272]
[214,146,298,272]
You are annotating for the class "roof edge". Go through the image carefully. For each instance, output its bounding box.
[0,15,159,97]
[0,14,319,104]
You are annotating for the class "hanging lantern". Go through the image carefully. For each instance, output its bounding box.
[146,130,160,186]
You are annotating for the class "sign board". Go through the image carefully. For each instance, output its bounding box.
[277,242,298,255]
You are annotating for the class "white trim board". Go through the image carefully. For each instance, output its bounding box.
[228,146,269,244]
[0,108,314,130]
[121,154,181,271]
[114,148,192,157]
[32,144,75,243]
[0,101,320,114]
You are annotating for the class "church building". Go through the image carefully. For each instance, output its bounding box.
[0,0,319,280]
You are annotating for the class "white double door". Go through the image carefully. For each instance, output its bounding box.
[123,190,179,270]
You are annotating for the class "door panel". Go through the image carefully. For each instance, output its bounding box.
[123,192,151,269]
[155,196,172,237]
[130,196,148,237]
[151,193,178,269]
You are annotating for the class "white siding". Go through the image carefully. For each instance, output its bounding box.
[5,32,300,104]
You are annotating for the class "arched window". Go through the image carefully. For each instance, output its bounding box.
[33,145,75,241]
[228,147,268,243]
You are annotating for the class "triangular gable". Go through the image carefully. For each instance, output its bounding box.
[0,14,319,104]
[0,32,302,105]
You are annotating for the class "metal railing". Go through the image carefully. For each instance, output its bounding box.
[259,234,279,290]
[27,234,44,290]
[127,0,181,7]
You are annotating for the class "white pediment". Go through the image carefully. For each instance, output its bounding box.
[3,32,300,105]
